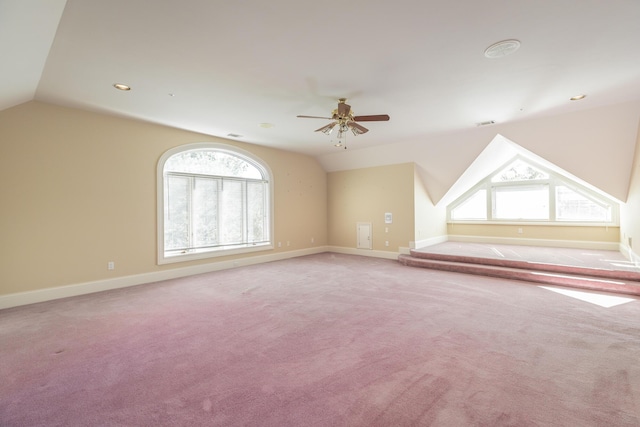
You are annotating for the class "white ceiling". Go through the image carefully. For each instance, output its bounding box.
[3,0,640,159]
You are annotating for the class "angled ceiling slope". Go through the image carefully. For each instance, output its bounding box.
[0,0,67,111]
[4,0,639,157]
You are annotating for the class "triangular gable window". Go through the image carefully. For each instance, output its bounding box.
[448,156,617,224]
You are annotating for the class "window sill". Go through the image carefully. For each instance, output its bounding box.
[448,220,618,227]
[158,243,274,265]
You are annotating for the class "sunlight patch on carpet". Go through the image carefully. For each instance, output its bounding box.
[490,247,504,258]
[607,261,640,270]
[539,286,636,308]
[531,271,626,285]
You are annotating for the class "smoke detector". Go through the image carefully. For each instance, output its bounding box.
[484,39,521,58]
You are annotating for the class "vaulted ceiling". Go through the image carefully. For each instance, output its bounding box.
[3,0,640,201]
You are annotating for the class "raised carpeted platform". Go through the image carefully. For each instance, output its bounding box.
[399,242,640,296]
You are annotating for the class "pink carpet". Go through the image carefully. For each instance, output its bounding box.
[2,253,639,426]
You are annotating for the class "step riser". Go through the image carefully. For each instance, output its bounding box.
[409,251,640,282]
[398,255,640,297]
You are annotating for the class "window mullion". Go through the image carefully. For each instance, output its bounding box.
[549,178,557,221]
[487,183,493,220]
[215,178,221,245]
[242,181,248,243]
[188,176,195,250]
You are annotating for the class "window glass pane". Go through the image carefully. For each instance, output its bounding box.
[165,150,262,179]
[192,177,218,247]
[494,185,549,219]
[161,145,272,261]
[556,186,611,222]
[220,180,244,244]
[491,159,548,182]
[451,189,487,220]
[247,181,267,242]
[165,175,190,251]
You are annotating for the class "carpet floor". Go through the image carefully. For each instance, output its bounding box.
[1,253,639,426]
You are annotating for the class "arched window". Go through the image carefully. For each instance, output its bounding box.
[448,156,618,224]
[157,143,273,264]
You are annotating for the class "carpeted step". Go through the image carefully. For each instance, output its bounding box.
[397,254,640,297]
[408,249,640,282]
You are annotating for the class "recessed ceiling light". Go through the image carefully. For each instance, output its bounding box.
[484,39,521,58]
[113,83,131,91]
[259,123,274,129]
[570,94,587,101]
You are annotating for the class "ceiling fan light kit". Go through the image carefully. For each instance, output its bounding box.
[297,98,390,148]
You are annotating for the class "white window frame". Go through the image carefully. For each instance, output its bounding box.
[157,142,274,265]
[447,155,619,226]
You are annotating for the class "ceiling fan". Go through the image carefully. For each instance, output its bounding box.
[297,98,390,138]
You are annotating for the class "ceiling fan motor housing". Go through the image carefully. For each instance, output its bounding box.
[297,99,390,136]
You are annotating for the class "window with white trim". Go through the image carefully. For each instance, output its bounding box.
[157,143,272,264]
[448,157,617,224]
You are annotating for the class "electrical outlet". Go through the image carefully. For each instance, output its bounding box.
[311,237,314,244]
[107,261,115,270]
[385,241,389,247]
[278,242,281,247]
[517,228,523,234]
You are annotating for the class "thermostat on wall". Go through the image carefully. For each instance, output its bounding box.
[384,212,392,224]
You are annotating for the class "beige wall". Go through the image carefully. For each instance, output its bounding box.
[414,167,447,244]
[2,100,636,300]
[327,163,415,252]
[448,223,620,244]
[620,117,640,262]
[0,101,327,295]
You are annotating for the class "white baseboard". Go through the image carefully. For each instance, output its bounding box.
[3,238,628,310]
[326,246,400,260]
[0,246,330,310]
[620,244,640,267]
[447,234,620,251]
[411,235,449,250]
[631,249,640,267]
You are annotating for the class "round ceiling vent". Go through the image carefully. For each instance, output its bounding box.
[484,39,521,58]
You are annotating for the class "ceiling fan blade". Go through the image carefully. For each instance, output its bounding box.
[297,115,333,120]
[348,121,369,135]
[315,122,337,133]
[353,114,390,122]
[338,101,351,117]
